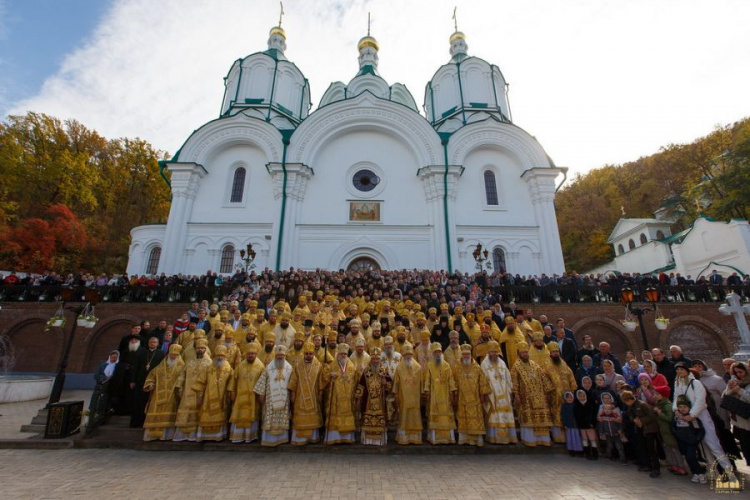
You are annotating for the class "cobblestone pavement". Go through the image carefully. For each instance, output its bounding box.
[0,448,742,500]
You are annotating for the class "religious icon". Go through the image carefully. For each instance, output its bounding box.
[349,201,380,222]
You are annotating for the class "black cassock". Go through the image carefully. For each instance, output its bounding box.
[129,348,165,427]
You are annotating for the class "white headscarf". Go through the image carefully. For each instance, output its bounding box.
[104,350,119,378]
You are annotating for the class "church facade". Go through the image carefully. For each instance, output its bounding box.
[127,24,566,276]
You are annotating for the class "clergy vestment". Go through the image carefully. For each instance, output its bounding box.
[392,360,423,444]
[254,359,294,446]
[314,347,334,365]
[453,360,491,446]
[229,358,265,443]
[320,359,359,444]
[380,351,402,429]
[423,359,457,444]
[496,328,525,369]
[194,360,234,441]
[529,344,551,368]
[480,356,517,444]
[173,355,212,441]
[511,358,555,447]
[142,356,184,441]
[443,345,462,367]
[350,351,371,372]
[288,358,324,445]
[354,365,390,445]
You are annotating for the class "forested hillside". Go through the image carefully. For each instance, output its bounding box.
[0,113,171,273]
[555,118,750,272]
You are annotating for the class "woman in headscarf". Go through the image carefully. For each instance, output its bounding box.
[642,359,668,388]
[89,350,122,425]
[635,373,658,407]
[601,359,626,392]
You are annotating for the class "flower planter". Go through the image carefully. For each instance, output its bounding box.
[654,320,669,330]
[621,321,637,332]
[50,319,65,327]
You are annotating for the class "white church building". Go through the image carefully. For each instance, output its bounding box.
[127,23,567,276]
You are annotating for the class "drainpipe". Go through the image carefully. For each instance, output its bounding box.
[439,132,453,271]
[275,130,293,271]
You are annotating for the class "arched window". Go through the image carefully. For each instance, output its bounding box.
[230,167,246,203]
[628,239,636,250]
[492,247,506,273]
[617,244,625,255]
[656,230,665,240]
[640,233,648,244]
[220,245,235,273]
[146,246,161,275]
[484,170,499,205]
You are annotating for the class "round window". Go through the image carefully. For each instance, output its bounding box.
[352,169,380,192]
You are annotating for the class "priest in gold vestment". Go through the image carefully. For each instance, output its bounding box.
[544,342,578,444]
[442,330,462,367]
[254,345,294,446]
[229,341,265,443]
[480,341,517,444]
[194,345,234,441]
[173,338,211,441]
[142,344,185,441]
[511,341,555,447]
[321,343,358,444]
[496,317,525,369]
[392,343,423,444]
[354,348,390,445]
[424,342,457,444]
[288,342,323,445]
[528,332,551,368]
[454,344,491,446]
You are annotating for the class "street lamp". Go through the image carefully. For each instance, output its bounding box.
[238,243,257,273]
[472,243,492,271]
[46,288,100,408]
[620,286,659,350]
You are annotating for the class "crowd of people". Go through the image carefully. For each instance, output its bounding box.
[90,292,750,487]
[2,267,748,305]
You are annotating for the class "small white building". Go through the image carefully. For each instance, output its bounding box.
[127,24,567,276]
[589,216,750,279]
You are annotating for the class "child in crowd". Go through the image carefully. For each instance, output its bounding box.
[652,385,688,475]
[562,391,583,457]
[574,389,598,460]
[671,394,707,484]
[173,312,190,336]
[622,357,643,388]
[636,373,657,406]
[597,401,627,463]
[621,390,661,478]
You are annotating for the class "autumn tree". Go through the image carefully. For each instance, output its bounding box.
[0,112,170,273]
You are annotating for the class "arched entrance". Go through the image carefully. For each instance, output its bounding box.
[347,257,380,272]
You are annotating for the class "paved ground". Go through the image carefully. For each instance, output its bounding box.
[0,448,739,500]
[1,393,747,499]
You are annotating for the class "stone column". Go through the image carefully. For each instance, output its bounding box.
[266,163,314,269]
[521,167,567,274]
[417,165,464,271]
[159,162,207,275]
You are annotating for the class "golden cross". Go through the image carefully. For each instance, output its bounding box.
[452,6,458,32]
[279,1,284,27]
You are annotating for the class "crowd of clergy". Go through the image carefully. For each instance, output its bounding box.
[91,292,750,484]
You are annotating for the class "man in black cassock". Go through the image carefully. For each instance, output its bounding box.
[130,336,165,427]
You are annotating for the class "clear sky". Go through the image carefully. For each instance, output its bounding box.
[2,0,749,180]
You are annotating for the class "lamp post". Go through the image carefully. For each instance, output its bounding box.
[46,288,100,408]
[472,243,492,272]
[238,243,257,273]
[620,286,659,351]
